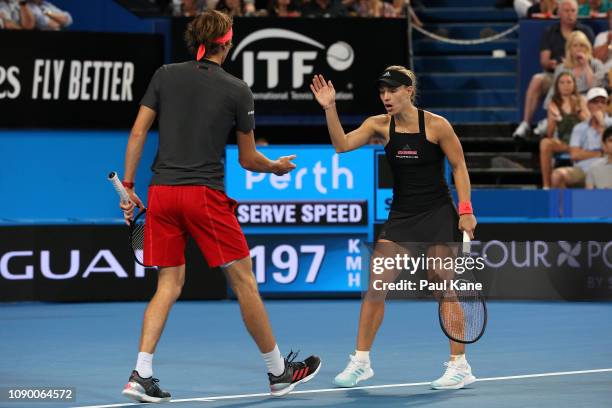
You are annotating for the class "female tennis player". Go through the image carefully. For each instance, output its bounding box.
[311,67,477,390]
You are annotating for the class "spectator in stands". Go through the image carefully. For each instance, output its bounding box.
[206,0,220,10]
[391,0,406,16]
[593,9,612,77]
[578,0,608,18]
[352,0,397,17]
[173,0,205,17]
[216,0,257,17]
[267,0,300,16]
[302,0,347,17]
[526,0,557,18]
[29,0,72,30]
[540,72,588,188]
[543,30,605,108]
[586,126,612,188]
[0,0,34,29]
[514,0,558,19]
[513,0,594,138]
[552,87,609,188]
[514,0,534,18]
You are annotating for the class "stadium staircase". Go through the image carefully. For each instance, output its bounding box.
[414,0,541,187]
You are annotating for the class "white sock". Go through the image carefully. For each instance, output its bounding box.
[262,344,285,376]
[355,350,370,364]
[451,354,466,365]
[135,352,153,378]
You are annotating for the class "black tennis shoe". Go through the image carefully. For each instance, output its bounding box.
[122,370,171,403]
[268,351,322,396]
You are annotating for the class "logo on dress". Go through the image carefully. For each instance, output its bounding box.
[396,143,419,159]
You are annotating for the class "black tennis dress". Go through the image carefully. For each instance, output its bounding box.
[378,109,461,243]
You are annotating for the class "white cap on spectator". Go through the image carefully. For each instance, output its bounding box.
[586,87,608,102]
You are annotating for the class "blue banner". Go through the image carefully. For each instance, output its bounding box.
[376,189,393,222]
[245,233,367,293]
[226,145,374,201]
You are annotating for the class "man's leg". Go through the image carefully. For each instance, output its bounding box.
[122,266,184,403]
[223,257,276,353]
[223,256,321,396]
[139,265,186,353]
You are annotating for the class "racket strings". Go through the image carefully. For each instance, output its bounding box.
[441,288,486,343]
[130,215,146,264]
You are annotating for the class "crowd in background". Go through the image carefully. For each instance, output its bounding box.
[161,0,423,21]
[513,0,610,19]
[0,0,71,30]
[511,0,611,189]
[2,0,608,189]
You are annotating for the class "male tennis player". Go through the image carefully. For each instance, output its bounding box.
[118,10,321,403]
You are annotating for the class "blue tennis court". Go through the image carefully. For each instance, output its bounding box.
[4,2,612,408]
[1,299,610,407]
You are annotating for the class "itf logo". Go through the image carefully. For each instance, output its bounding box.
[230,28,354,89]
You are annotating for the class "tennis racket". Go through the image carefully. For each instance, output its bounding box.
[438,231,487,344]
[108,172,152,267]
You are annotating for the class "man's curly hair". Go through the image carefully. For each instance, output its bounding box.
[184,10,233,58]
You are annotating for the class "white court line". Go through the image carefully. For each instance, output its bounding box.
[74,368,612,408]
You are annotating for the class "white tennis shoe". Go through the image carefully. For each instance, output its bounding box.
[431,360,476,390]
[333,354,374,387]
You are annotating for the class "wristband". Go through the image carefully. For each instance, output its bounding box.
[458,201,473,216]
[122,181,134,189]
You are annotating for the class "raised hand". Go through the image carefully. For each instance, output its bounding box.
[575,51,587,67]
[310,74,336,110]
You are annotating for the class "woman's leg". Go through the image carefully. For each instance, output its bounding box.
[540,139,569,188]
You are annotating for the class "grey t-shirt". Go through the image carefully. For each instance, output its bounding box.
[141,60,255,190]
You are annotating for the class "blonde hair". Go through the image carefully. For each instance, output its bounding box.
[384,65,417,104]
[564,31,592,69]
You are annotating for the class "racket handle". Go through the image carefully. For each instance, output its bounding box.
[462,231,471,254]
[108,171,132,205]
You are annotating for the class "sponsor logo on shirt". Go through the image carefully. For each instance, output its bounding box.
[396,144,418,159]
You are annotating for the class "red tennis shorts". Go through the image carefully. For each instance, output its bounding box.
[143,185,249,267]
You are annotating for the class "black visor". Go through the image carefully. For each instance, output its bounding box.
[377,70,412,88]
